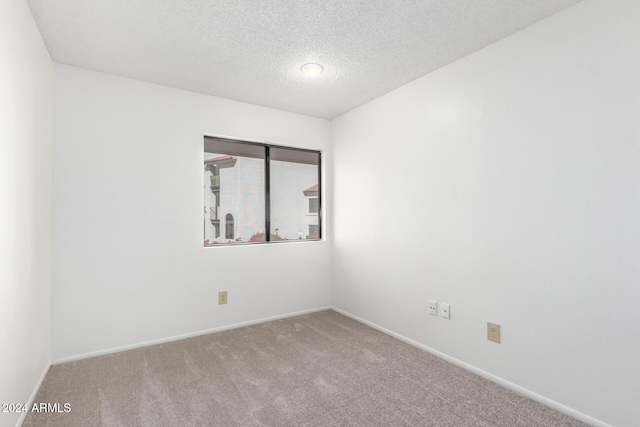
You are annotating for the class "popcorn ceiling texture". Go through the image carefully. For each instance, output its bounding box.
[26,0,581,119]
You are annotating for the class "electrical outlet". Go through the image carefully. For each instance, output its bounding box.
[429,300,438,316]
[218,291,228,305]
[441,303,450,319]
[487,321,501,343]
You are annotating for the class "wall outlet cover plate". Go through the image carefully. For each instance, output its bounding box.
[487,321,501,343]
[218,291,228,305]
[429,300,437,315]
[441,303,450,319]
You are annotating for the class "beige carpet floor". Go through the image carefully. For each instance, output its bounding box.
[24,310,586,426]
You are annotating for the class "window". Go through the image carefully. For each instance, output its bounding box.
[308,197,319,214]
[203,136,321,246]
[203,138,264,245]
[225,214,234,240]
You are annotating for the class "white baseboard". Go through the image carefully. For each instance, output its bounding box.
[49,305,611,426]
[52,306,331,365]
[330,306,611,427]
[15,362,50,427]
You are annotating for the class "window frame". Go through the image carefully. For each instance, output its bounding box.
[204,135,322,246]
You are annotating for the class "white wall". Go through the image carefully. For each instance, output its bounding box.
[0,0,52,426]
[52,65,331,360]
[331,0,639,426]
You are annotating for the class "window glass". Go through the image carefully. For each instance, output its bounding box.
[203,137,320,246]
[204,139,265,245]
[270,147,320,241]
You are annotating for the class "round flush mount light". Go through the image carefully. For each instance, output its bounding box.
[300,63,324,77]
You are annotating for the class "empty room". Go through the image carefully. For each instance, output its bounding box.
[1,0,638,426]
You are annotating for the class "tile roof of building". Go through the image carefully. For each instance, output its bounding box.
[304,184,318,194]
[204,155,235,164]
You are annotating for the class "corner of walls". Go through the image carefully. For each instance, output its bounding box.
[329,1,640,426]
[0,1,53,426]
[52,65,332,361]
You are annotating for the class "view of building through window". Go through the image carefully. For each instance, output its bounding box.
[203,137,321,245]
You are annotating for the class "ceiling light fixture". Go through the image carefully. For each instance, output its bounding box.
[300,63,324,77]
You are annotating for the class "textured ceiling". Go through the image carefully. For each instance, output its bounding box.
[27,0,582,119]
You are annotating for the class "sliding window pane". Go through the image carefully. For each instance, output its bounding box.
[204,137,265,245]
[270,147,320,241]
